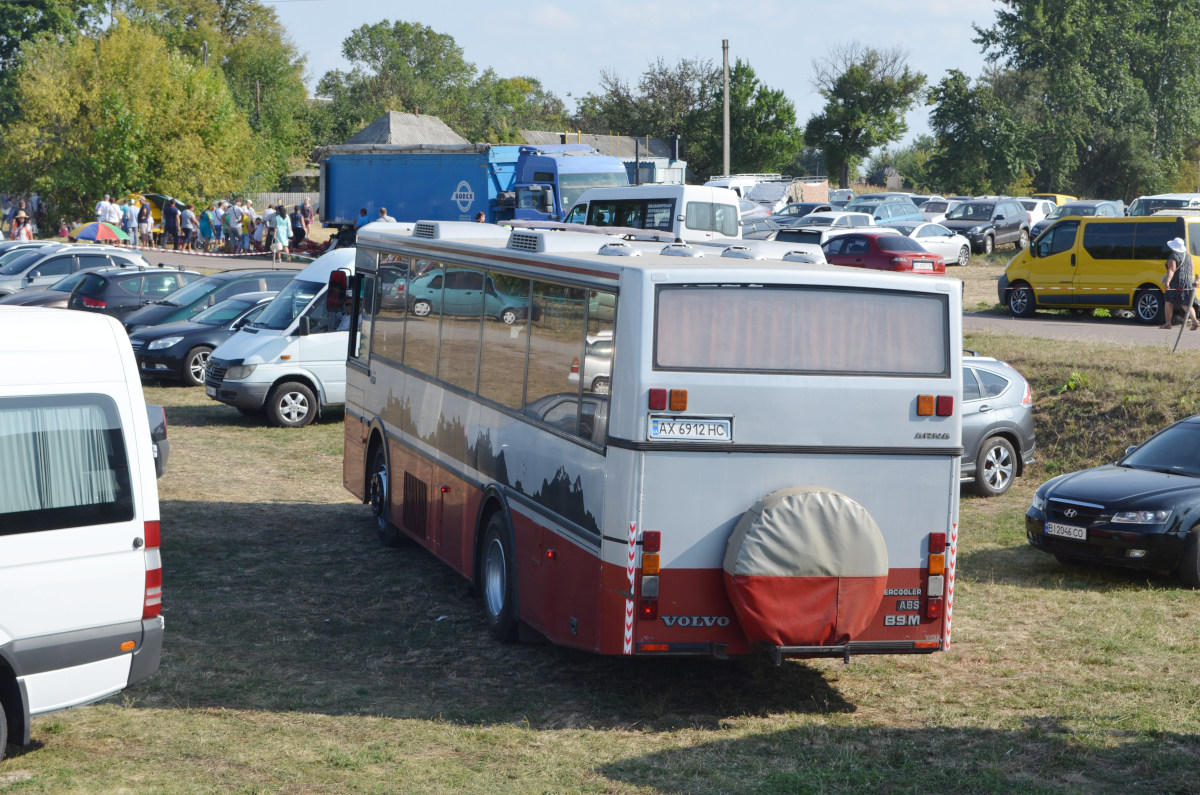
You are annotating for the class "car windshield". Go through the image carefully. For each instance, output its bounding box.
[250,278,322,330]
[877,235,925,252]
[946,203,994,220]
[889,225,917,236]
[0,250,45,275]
[794,216,835,227]
[1050,204,1097,219]
[1121,423,1200,477]
[923,202,949,214]
[192,297,257,326]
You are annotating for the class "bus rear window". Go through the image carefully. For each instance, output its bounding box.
[655,285,948,376]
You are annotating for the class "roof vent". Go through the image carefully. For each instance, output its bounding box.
[660,243,705,258]
[414,222,437,238]
[597,242,641,256]
[721,245,767,260]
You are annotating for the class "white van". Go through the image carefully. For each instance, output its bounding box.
[563,185,741,243]
[1127,193,1200,216]
[704,173,782,197]
[0,307,164,759]
[204,247,357,427]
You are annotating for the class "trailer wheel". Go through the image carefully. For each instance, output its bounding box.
[482,513,518,642]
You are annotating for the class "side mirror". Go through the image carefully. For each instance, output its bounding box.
[296,315,310,336]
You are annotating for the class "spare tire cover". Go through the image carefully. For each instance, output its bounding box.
[722,486,888,647]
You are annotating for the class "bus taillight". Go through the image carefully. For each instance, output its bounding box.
[916,396,955,416]
[926,532,946,620]
[649,388,667,410]
[640,574,659,620]
[642,531,661,552]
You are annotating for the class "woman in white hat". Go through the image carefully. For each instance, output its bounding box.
[1161,236,1198,330]
[10,210,32,241]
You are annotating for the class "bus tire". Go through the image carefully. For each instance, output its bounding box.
[1008,282,1036,318]
[481,513,519,642]
[266,381,316,427]
[368,443,400,547]
[1179,529,1200,588]
[1134,287,1164,325]
[499,308,519,325]
[973,436,1016,497]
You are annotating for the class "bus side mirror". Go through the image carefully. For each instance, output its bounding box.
[327,269,348,312]
[296,315,310,336]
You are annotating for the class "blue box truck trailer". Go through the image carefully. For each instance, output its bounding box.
[318,143,629,236]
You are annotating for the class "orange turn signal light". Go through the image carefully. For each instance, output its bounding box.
[929,553,945,575]
[917,395,935,416]
[642,553,660,575]
[669,389,688,411]
[120,640,136,651]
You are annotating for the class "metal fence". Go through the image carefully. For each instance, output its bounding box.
[246,193,319,215]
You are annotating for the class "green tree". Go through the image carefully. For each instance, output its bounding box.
[0,19,255,217]
[975,0,1200,198]
[574,58,718,141]
[867,135,936,192]
[0,0,106,123]
[804,43,926,188]
[116,0,310,190]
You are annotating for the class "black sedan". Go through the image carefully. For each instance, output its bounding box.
[1026,415,1200,585]
[130,291,277,386]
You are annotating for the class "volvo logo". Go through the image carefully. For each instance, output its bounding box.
[1064,508,1078,518]
[662,615,731,628]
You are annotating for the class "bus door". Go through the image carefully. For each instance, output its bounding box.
[628,281,960,656]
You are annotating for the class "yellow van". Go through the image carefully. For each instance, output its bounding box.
[1031,193,1078,206]
[999,215,1200,324]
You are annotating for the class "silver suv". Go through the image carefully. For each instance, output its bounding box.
[0,244,151,296]
[962,353,1037,496]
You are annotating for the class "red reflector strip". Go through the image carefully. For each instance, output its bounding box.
[144,520,161,548]
[913,641,941,650]
[639,643,669,652]
[648,388,667,410]
[638,598,658,620]
[936,395,954,416]
[642,530,661,553]
[143,568,163,619]
[926,597,943,619]
[929,531,946,554]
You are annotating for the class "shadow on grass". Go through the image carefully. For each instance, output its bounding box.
[143,499,853,731]
[958,543,1183,592]
[160,402,344,427]
[597,721,1200,794]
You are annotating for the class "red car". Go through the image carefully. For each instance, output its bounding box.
[821,230,946,274]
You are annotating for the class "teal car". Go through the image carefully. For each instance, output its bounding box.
[407,268,540,325]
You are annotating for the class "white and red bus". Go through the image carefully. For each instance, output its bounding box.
[338,221,962,661]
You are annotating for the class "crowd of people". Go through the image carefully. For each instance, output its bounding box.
[87,194,317,256]
[1,194,43,240]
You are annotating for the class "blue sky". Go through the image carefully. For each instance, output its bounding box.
[265,0,1003,148]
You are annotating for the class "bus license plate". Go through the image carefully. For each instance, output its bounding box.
[648,416,732,442]
[1045,522,1086,541]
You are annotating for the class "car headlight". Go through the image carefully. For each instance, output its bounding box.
[224,364,257,380]
[967,226,982,235]
[147,336,184,350]
[1111,509,1172,524]
[1030,492,1046,511]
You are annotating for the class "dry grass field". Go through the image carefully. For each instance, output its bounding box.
[2,313,1200,791]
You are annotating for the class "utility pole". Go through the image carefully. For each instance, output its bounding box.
[722,40,730,177]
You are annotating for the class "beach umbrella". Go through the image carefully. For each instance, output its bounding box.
[70,221,129,242]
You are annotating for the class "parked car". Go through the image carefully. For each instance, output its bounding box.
[129,290,278,386]
[921,199,962,224]
[829,189,856,204]
[1031,193,1078,207]
[941,198,1031,254]
[1030,199,1126,239]
[123,268,296,333]
[66,265,201,319]
[0,240,58,256]
[1018,198,1058,228]
[820,229,946,274]
[749,212,873,246]
[962,353,1036,496]
[884,222,973,267]
[774,202,833,222]
[1025,414,1200,585]
[739,198,772,223]
[1127,193,1200,216]
[0,269,97,308]
[843,194,924,224]
[567,330,613,394]
[524,391,608,445]
[407,267,540,324]
[0,244,150,296]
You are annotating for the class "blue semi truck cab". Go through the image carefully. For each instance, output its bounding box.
[318,143,628,235]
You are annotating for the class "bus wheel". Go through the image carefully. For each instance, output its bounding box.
[482,514,518,642]
[1134,287,1164,325]
[267,381,316,427]
[369,444,400,547]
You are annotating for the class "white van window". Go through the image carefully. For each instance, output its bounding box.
[685,202,739,236]
[655,285,948,376]
[253,278,324,330]
[0,395,133,533]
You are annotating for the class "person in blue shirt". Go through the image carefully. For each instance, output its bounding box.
[354,208,371,230]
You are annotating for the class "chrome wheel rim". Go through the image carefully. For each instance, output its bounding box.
[484,537,507,617]
[187,350,210,384]
[983,444,1013,492]
[279,392,309,423]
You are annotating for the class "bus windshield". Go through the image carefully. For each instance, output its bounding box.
[559,173,630,209]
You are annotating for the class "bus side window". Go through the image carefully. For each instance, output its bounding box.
[404,261,442,375]
[372,261,408,365]
[350,273,376,361]
[479,274,530,410]
[525,280,587,436]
